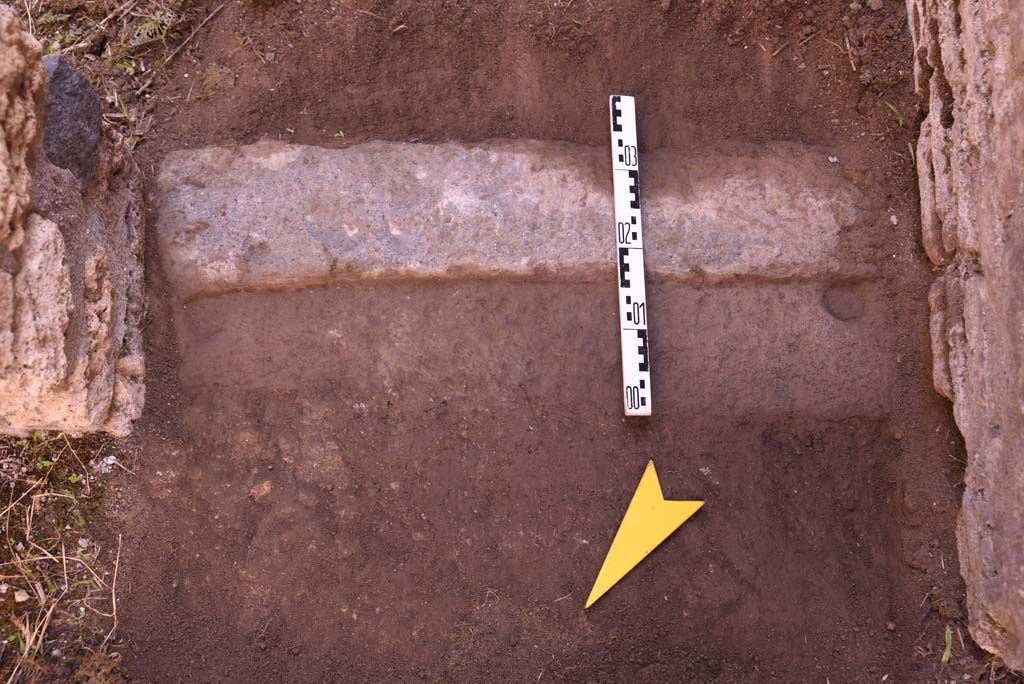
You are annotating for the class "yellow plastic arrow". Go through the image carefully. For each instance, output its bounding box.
[586,460,703,608]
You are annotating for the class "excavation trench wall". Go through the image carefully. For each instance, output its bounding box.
[907,0,1024,669]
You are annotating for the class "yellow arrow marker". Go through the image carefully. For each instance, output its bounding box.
[586,460,703,608]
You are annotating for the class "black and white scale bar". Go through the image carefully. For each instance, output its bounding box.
[610,94,651,416]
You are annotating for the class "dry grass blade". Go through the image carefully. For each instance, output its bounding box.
[844,33,857,72]
[6,593,64,684]
[0,435,126,682]
[99,0,140,28]
[100,534,122,650]
[355,7,387,21]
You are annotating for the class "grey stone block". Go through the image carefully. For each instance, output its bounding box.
[155,140,871,300]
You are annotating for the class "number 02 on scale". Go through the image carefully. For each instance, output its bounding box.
[610,95,651,416]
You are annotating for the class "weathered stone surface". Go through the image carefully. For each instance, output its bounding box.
[155,140,871,299]
[0,6,44,247]
[0,8,145,437]
[41,54,100,193]
[908,0,1024,669]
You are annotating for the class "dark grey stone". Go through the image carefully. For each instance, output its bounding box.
[41,54,100,194]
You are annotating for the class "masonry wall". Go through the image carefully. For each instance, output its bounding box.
[0,8,144,437]
[907,0,1024,670]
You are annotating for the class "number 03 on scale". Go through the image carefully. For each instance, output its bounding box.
[610,95,651,416]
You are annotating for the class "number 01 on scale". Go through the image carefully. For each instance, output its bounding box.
[609,95,651,416]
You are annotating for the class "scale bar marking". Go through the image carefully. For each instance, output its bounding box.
[610,95,651,416]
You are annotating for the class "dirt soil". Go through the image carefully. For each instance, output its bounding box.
[90,0,992,681]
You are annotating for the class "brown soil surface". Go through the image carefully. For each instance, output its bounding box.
[95,0,989,681]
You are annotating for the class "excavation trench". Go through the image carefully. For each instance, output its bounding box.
[132,279,907,681]
[110,1,973,680]
[116,135,962,682]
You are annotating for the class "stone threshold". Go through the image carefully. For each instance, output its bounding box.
[155,139,876,300]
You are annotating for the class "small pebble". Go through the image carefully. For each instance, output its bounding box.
[886,621,896,631]
[249,480,272,499]
[870,0,883,9]
[828,155,840,164]
[14,589,30,603]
